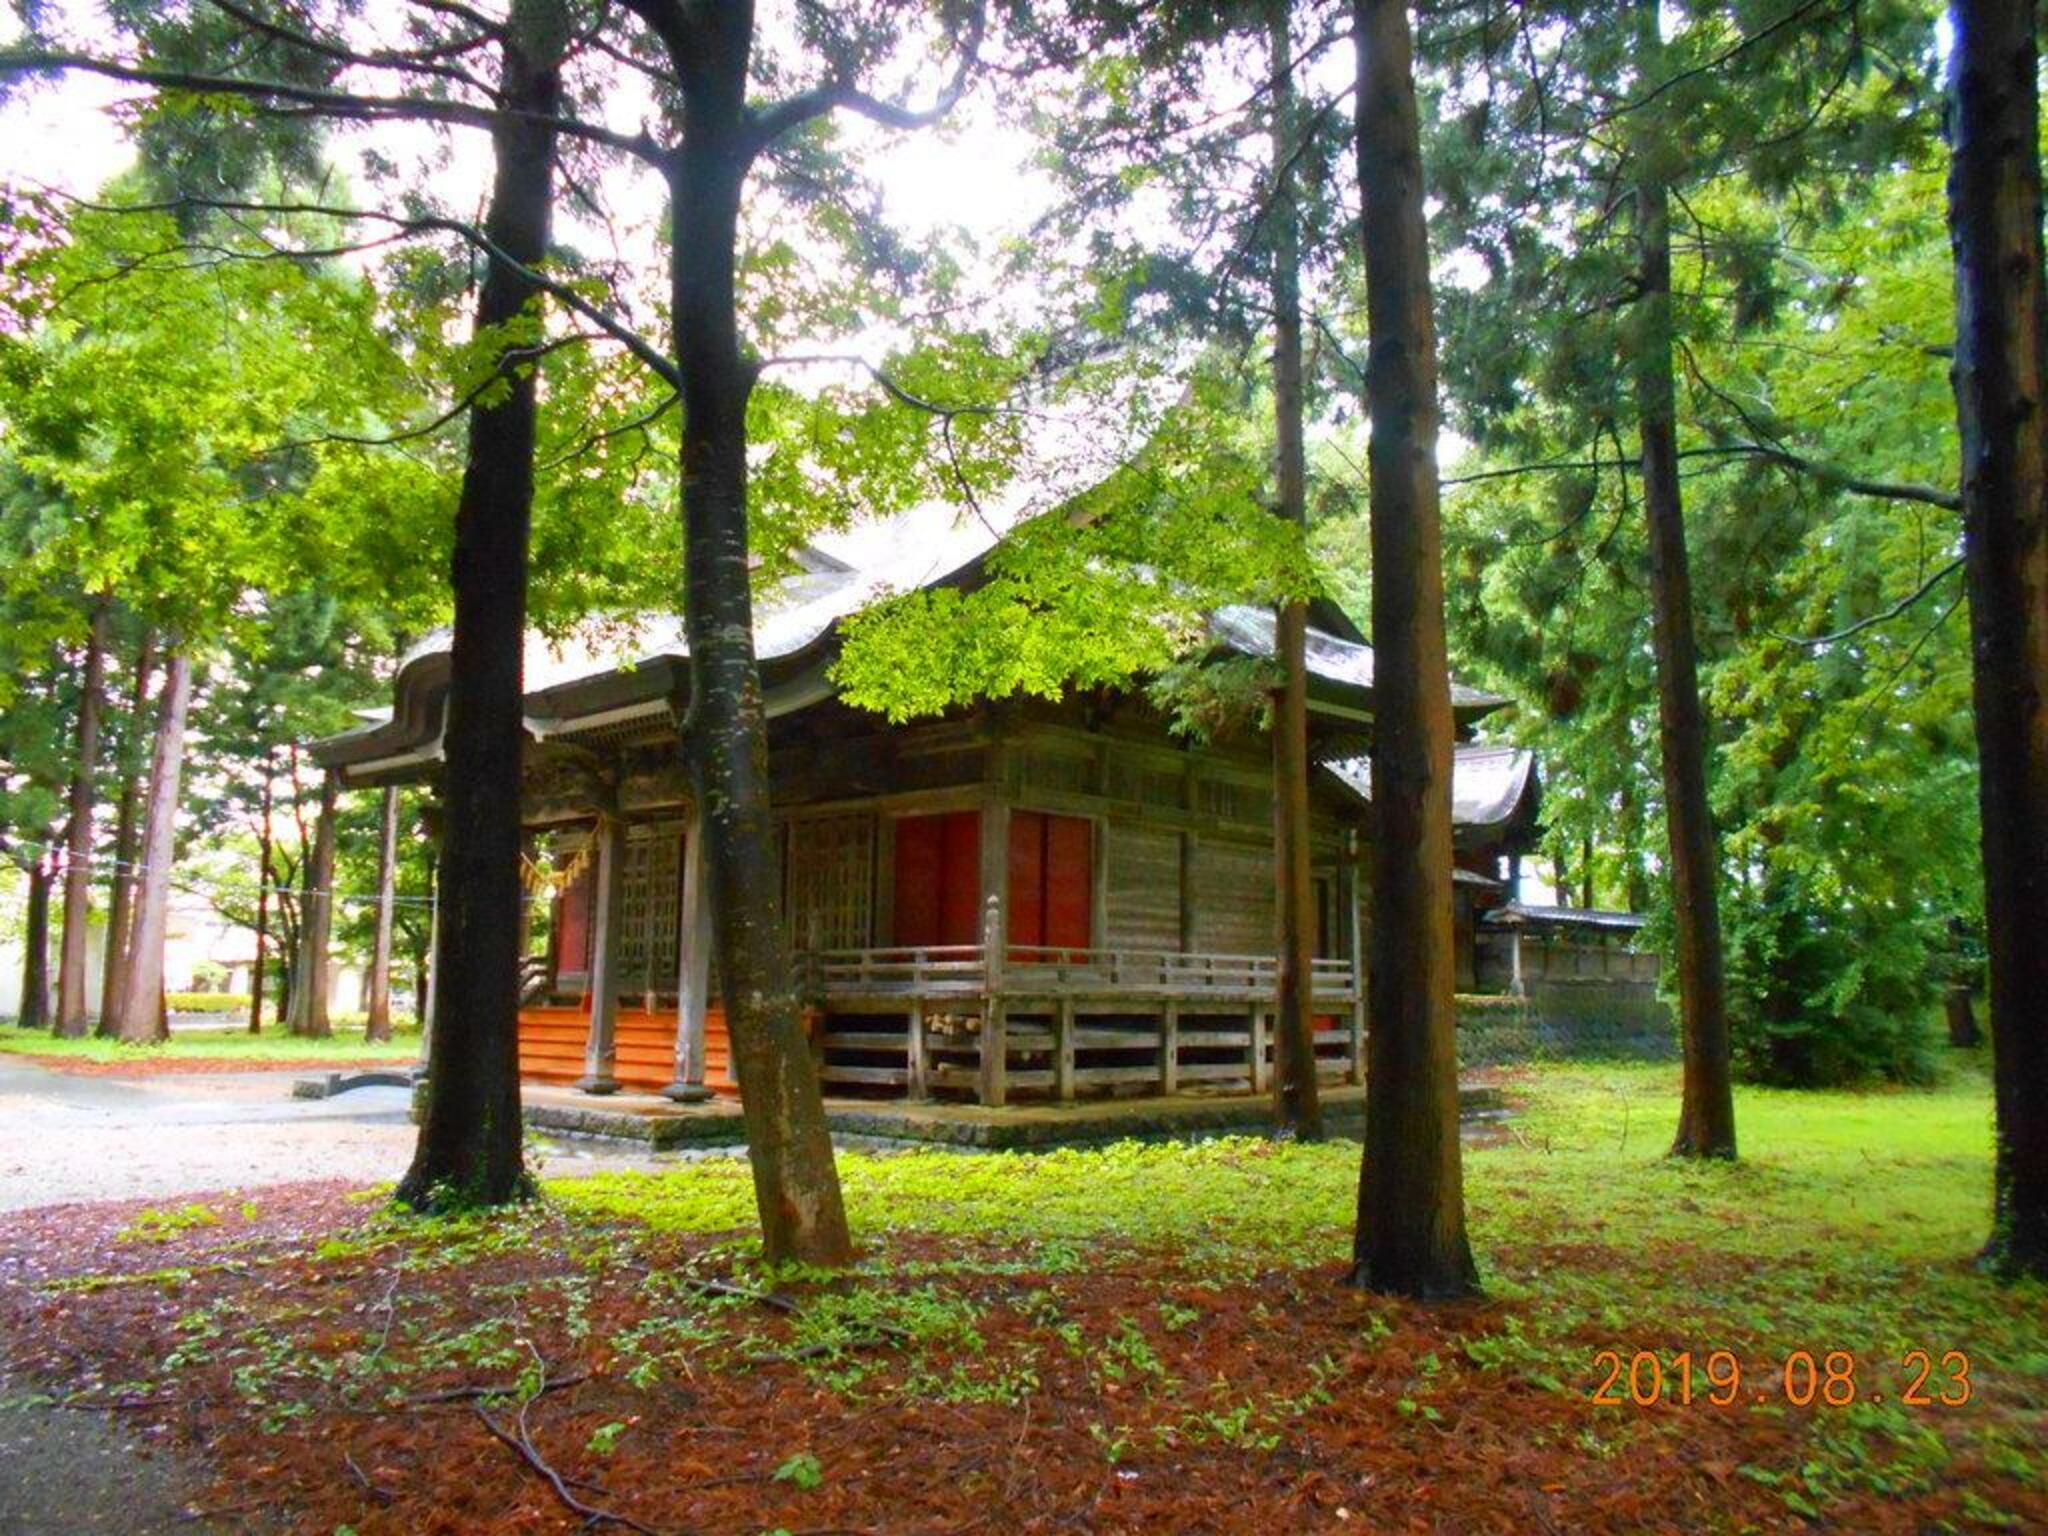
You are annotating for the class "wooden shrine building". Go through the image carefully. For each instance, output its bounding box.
[312,521,1541,1108]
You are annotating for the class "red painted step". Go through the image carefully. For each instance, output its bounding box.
[517,1004,738,1094]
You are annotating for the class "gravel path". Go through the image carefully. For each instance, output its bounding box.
[0,1053,677,1211]
[0,1054,423,1211]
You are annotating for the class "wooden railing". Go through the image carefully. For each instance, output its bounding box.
[799,943,1357,1001]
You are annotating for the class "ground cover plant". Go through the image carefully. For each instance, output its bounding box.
[0,1027,419,1074]
[0,1062,2039,1533]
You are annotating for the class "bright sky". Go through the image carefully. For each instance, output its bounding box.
[0,3,1055,257]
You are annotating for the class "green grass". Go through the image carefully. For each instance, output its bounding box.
[0,1025,420,1063]
[557,1058,2005,1269]
[556,1056,2037,1373]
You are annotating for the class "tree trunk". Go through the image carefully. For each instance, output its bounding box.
[54,600,109,1037]
[1634,0,1736,1161]
[1581,828,1595,910]
[99,631,156,1036]
[1266,0,1324,1143]
[250,768,273,1034]
[17,845,53,1030]
[664,14,851,1266]
[111,649,191,1045]
[1947,987,1983,1049]
[396,1,564,1211]
[365,784,398,1042]
[286,771,336,1039]
[1348,0,1479,1299]
[1947,0,2048,1279]
[273,884,298,1024]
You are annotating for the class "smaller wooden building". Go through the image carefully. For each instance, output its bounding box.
[313,523,1542,1108]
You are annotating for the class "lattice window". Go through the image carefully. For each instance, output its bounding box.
[786,813,874,951]
[618,821,683,993]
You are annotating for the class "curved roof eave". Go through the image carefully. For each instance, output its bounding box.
[311,527,1516,780]
[1320,745,1541,836]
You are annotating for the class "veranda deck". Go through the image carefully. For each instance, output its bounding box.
[519,941,1368,1108]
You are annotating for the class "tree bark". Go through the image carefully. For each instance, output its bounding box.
[54,600,109,1037]
[396,0,564,1211]
[1634,0,1736,1161]
[1947,0,2048,1279]
[660,3,852,1266]
[250,767,273,1034]
[365,783,398,1042]
[286,771,336,1039]
[1947,987,1983,1048]
[1266,0,1324,1143]
[1348,0,1479,1299]
[99,631,156,1036]
[17,844,53,1030]
[111,649,192,1045]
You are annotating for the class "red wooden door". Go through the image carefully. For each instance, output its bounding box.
[1007,811,1093,955]
[1045,815,1093,951]
[892,811,982,947]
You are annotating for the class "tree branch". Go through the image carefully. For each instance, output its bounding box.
[201,0,499,97]
[44,189,685,390]
[0,49,667,167]
[745,1,988,155]
[1769,555,1964,647]
[756,352,1001,419]
[1715,439,1962,511]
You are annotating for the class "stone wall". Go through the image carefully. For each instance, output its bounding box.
[1455,980,1675,1066]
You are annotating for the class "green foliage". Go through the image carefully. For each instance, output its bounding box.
[1721,867,1943,1086]
[165,992,248,1014]
[0,186,447,639]
[833,365,1315,722]
[1411,6,1967,1085]
[772,1452,824,1491]
[116,1203,222,1243]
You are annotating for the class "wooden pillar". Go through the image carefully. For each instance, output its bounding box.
[1348,829,1368,1085]
[1160,1001,1180,1094]
[664,805,714,1102]
[906,997,928,1099]
[576,814,625,1095]
[980,799,1011,945]
[979,893,1006,1107]
[1055,997,1077,1102]
[415,891,440,1078]
[365,785,399,1041]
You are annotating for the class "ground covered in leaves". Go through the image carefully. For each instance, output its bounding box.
[1,1062,2041,1534]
